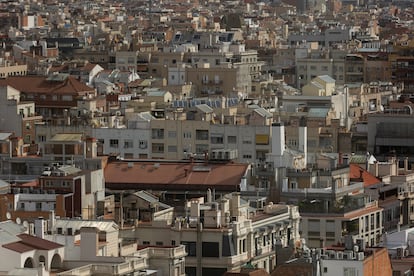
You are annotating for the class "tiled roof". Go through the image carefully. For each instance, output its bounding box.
[0,76,94,94]
[3,234,63,253]
[2,241,34,253]
[104,161,249,191]
[350,164,381,187]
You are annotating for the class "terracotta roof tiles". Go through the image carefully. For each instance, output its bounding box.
[3,233,63,253]
[350,164,381,187]
[105,161,249,191]
[0,76,94,95]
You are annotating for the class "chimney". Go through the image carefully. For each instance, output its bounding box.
[80,227,99,260]
[34,217,45,239]
[271,122,285,156]
[207,188,212,203]
[49,210,55,233]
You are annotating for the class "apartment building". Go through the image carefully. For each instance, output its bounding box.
[0,60,27,78]
[127,192,300,274]
[296,49,346,87]
[367,113,414,161]
[389,39,414,93]
[345,54,365,83]
[279,166,383,248]
[150,119,210,160]
[273,244,392,276]
[0,85,42,141]
[0,74,97,123]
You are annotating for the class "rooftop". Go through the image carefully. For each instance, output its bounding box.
[104,161,249,191]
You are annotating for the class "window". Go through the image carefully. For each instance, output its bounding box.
[344,267,357,276]
[124,140,133,148]
[152,143,164,153]
[143,241,150,245]
[243,154,252,159]
[36,202,42,211]
[139,140,147,149]
[168,145,177,152]
[196,130,209,140]
[24,135,31,144]
[168,131,177,138]
[183,132,192,139]
[181,241,197,256]
[156,241,163,246]
[211,134,224,144]
[228,136,237,144]
[288,139,297,147]
[20,202,25,210]
[242,136,252,144]
[62,95,73,101]
[202,242,219,257]
[152,129,164,139]
[109,139,119,148]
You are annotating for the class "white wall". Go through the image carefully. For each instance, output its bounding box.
[93,128,150,159]
[320,259,363,276]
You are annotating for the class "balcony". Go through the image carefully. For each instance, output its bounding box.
[298,194,368,215]
[185,252,249,267]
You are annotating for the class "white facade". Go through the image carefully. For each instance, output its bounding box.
[320,257,364,276]
[93,127,150,159]
[130,193,301,274]
[168,64,187,85]
[210,124,271,163]
[0,85,29,137]
[14,193,57,212]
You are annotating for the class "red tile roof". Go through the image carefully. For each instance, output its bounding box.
[104,161,249,191]
[0,76,94,95]
[2,241,34,253]
[3,234,63,253]
[350,164,381,187]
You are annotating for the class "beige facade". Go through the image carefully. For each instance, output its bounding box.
[302,75,336,96]
[296,51,346,87]
[128,193,300,274]
[186,63,239,97]
[150,119,210,160]
[0,63,27,78]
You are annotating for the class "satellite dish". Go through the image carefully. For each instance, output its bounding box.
[6,212,11,220]
[23,221,29,228]
[16,217,21,225]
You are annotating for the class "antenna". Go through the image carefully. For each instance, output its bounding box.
[6,212,11,220]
